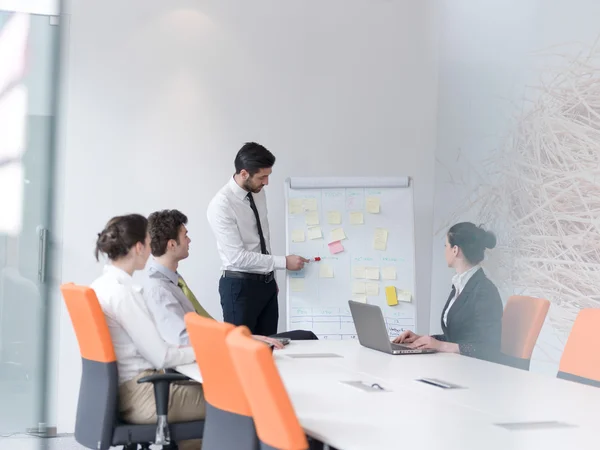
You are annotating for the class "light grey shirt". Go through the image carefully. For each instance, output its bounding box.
[143,257,195,346]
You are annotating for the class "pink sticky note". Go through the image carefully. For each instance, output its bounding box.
[328,240,344,254]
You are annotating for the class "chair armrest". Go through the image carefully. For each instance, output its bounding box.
[137,373,191,416]
[137,373,190,384]
[137,372,192,446]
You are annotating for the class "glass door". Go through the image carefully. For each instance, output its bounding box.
[0,8,60,435]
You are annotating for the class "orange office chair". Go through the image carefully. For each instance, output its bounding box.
[226,326,309,450]
[557,309,600,387]
[500,295,550,370]
[184,314,259,450]
[61,283,204,449]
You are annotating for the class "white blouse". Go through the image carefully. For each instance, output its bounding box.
[90,265,195,384]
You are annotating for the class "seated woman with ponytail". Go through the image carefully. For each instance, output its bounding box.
[394,222,503,362]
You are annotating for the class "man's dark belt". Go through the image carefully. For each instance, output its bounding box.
[222,270,275,283]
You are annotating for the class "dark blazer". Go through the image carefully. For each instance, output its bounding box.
[433,268,503,362]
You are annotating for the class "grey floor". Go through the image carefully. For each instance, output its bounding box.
[0,436,82,450]
[0,436,164,449]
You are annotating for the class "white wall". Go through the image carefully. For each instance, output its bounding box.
[55,0,440,431]
[431,0,600,375]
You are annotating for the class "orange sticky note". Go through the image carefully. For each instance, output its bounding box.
[385,286,398,306]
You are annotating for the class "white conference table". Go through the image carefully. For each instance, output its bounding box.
[177,340,600,450]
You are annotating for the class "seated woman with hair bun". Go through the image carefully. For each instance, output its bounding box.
[91,214,204,450]
[394,222,503,362]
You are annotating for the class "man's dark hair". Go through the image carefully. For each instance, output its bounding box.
[147,209,188,257]
[234,142,276,176]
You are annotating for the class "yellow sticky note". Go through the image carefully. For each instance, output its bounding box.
[290,278,305,292]
[382,267,397,280]
[366,267,380,280]
[319,264,334,278]
[289,199,303,215]
[330,227,346,242]
[349,211,364,225]
[366,196,381,214]
[303,199,318,212]
[327,211,342,225]
[291,229,305,243]
[352,282,366,294]
[305,211,320,226]
[307,226,322,240]
[352,266,366,279]
[352,295,367,304]
[374,228,388,251]
[386,286,398,306]
[398,290,412,303]
[366,282,380,296]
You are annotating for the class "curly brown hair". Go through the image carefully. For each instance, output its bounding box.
[147,209,188,257]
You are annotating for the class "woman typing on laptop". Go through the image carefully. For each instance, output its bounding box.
[394,222,503,362]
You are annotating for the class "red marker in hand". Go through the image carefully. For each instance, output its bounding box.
[312,257,321,262]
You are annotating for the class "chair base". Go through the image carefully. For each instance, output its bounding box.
[123,443,179,449]
[112,420,203,448]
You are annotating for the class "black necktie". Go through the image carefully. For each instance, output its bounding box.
[247,192,268,255]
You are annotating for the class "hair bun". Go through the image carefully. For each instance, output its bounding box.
[480,227,496,249]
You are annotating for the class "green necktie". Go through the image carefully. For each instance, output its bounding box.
[178,276,213,319]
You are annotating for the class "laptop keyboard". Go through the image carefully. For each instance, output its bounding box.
[391,343,413,350]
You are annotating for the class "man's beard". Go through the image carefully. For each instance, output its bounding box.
[243,179,263,193]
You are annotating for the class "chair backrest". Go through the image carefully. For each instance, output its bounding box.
[558,309,600,387]
[501,296,550,366]
[61,283,119,450]
[226,326,308,450]
[185,314,259,450]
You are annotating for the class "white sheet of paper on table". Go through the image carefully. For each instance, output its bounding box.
[319,264,334,278]
[366,267,380,280]
[307,226,322,240]
[382,267,397,280]
[305,211,320,226]
[366,282,380,296]
[352,282,366,294]
[352,266,366,279]
[290,278,305,292]
[291,229,305,242]
[327,211,342,225]
[349,211,364,225]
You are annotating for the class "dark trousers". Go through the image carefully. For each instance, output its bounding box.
[219,276,279,336]
[219,276,318,340]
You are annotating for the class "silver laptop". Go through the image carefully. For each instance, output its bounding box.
[348,300,435,355]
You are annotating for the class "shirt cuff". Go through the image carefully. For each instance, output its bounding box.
[180,346,196,364]
[273,255,287,270]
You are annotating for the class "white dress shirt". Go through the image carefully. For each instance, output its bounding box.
[90,265,195,384]
[207,176,286,274]
[443,265,480,327]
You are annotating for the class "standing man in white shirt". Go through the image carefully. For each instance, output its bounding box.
[207,142,308,335]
